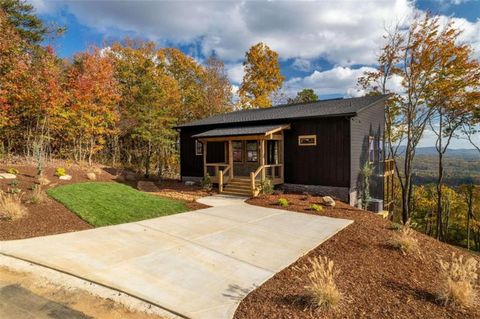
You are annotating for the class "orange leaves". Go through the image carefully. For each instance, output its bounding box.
[239,42,284,109]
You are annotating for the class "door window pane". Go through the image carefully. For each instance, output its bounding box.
[246,141,258,162]
[233,141,243,162]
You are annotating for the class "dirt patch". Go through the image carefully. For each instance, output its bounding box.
[0,161,209,240]
[0,266,163,319]
[234,193,480,319]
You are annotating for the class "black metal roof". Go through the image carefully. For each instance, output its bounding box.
[192,124,288,138]
[177,95,388,128]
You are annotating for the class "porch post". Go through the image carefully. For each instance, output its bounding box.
[203,141,207,176]
[280,131,284,181]
[260,139,266,181]
[228,140,233,180]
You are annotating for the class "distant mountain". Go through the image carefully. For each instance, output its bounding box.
[397,146,479,158]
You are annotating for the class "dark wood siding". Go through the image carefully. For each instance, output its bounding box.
[179,128,205,177]
[284,117,350,187]
[350,100,385,199]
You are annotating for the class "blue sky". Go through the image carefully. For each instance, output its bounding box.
[30,0,480,148]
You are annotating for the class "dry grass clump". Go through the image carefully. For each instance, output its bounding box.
[295,256,342,310]
[37,176,51,186]
[0,191,27,220]
[86,172,97,180]
[29,186,46,204]
[389,221,421,257]
[439,253,478,308]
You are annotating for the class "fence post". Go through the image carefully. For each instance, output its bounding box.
[219,170,223,193]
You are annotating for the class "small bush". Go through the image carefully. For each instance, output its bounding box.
[201,173,212,191]
[54,167,67,177]
[295,256,342,310]
[259,179,274,195]
[29,186,46,204]
[8,180,19,187]
[7,168,19,175]
[86,172,97,180]
[301,192,311,201]
[277,198,289,207]
[310,204,324,212]
[389,222,421,256]
[0,191,27,220]
[439,253,478,308]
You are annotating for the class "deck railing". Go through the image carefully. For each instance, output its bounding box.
[250,164,283,196]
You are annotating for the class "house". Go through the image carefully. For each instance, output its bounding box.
[176,95,392,208]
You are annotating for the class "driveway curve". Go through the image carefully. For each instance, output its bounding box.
[0,195,352,319]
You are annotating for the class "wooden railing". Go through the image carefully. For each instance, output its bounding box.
[250,164,283,196]
[218,165,231,193]
[205,163,231,192]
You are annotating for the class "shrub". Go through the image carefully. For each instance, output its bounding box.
[277,198,289,207]
[6,168,19,175]
[201,173,212,191]
[310,204,324,212]
[86,172,97,180]
[29,186,46,204]
[0,191,27,220]
[439,253,478,308]
[259,178,274,195]
[8,180,19,187]
[389,221,421,256]
[295,256,342,310]
[301,192,311,201]
[54,167,67,177]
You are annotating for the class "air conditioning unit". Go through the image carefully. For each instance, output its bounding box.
[368,198,383,212]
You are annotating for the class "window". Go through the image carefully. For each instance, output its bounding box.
[369,136,375,163]
[233,141,243,162]
[195,140,203,156]
[378,138,384,162]
[246,141,258,162]
[298,135,317,146]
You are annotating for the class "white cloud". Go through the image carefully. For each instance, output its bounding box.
[284,66,377,97]
[226,63,244,84]
[30,0,415,65]
[292,58,314,72]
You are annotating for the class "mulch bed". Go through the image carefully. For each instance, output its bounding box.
[0,161,209,240]
[234,193,480,319]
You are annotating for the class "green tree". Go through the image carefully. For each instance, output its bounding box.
[289,88,318,103]
[0,0,63,45]
[239,42,284,108]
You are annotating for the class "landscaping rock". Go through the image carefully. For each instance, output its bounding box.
[321,196,336,207]
[59,175,72,181]
[137,181,160,193]
[86,172,96,180]
[185,181,196,186]
[0,173,16,179]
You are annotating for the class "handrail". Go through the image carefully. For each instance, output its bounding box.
[250,164,283,196]
[218,164,231,193]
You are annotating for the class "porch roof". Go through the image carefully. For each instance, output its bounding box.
[192,124,289,139]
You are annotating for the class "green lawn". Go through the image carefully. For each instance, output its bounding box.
[47,182,188,227]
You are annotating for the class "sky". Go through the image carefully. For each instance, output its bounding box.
[29,0,480,149]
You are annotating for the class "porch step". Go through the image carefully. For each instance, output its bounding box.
[222,190,251,197]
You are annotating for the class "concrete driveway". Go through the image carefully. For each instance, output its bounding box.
[0,195,352,319]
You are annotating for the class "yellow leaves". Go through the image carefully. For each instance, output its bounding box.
[239,42,284,109]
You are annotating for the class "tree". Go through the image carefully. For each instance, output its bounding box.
[458,185,479,250]
[288,88,318,104]
[239,42,284,108]
[111,40,181,176]
[358,15,471,225]
[204,54,233,115]
[0,0,63,45]
[426,28,480,240]
[66,47,120,165]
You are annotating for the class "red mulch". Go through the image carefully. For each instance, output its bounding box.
[0,161,208,240]
[234,193,480,319]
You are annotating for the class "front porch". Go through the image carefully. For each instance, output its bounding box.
[193,124,290,196]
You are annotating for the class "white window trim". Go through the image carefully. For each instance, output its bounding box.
[195,140,203,156]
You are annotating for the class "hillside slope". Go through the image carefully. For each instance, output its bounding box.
[235,194,480,319]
